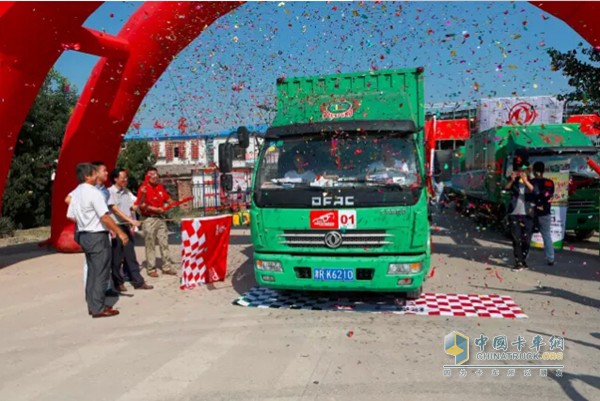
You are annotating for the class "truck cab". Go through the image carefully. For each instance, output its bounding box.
[246,69,431,296]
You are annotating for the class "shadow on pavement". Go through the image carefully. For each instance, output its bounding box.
[0,242,55,270]
[230,245,256,296]
[478,285,600,310]
[432,209,600,281]
[549,371,599,401]
[526,329,600,352]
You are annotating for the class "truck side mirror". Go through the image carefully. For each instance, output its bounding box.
[218,143,234,173]
[237,126,249,149]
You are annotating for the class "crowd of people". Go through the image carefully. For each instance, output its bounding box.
[67,162,177,318]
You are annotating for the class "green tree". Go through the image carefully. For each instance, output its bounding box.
[547,45,600,113]
[116,140,156,193]
[2,69,77,229]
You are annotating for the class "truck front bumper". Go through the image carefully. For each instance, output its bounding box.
[566,210,599,231]
[253,252,430,292]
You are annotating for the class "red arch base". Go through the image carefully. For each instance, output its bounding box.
[0,1,597,252]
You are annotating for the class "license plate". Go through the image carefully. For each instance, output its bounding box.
[313,268,354,281]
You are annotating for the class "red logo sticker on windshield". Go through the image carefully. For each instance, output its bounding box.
[310,210,338,229]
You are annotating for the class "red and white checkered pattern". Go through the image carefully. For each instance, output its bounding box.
[413,293,528,318]
[234,287,528,319]
[180,215,232,290]
[180,218,207,289]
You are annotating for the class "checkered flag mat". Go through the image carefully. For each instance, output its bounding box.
[233,287,528,318]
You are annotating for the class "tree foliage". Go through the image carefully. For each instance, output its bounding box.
[547,45,600,113]
[116,140,156,193]
[2,70,77,229]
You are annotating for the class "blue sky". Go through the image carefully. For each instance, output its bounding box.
[54,1,588,134]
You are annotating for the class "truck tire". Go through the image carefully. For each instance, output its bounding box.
[574,229,595,241]
[405,286,422,300]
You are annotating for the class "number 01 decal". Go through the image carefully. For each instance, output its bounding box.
[339,210,356,229]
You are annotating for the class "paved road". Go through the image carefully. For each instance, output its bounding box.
[0,210,598,401]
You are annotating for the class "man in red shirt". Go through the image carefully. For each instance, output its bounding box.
[136,167,177,277]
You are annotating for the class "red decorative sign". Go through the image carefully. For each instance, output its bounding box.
[507,102,538,126]
[310,210,338,229]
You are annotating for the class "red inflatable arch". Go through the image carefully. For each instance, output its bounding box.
[0,1,597,252]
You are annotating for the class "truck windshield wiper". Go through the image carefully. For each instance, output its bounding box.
[267,180,328,190]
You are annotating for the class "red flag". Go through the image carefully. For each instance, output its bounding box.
[180,215,232,289]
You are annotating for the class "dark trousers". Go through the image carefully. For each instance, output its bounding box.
[79,232,111,314]
[111,225,145,288]
[509,215,534,264]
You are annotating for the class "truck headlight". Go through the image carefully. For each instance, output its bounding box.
[388,263,421,275]
[256,260,283,272]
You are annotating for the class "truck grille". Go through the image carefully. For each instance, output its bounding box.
[280,230,392,249]
[568,200,596,210]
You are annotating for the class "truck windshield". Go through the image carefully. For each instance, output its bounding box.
[256,132,420,190]
[570,155,600,177]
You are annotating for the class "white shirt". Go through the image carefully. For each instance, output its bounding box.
[108,185,135,223]
[284,170,317,182]
[368,160,410,173]
[67,183,110,232]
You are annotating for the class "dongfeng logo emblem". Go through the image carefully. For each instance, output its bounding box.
[324,231,343,249]
[507,102,538,126]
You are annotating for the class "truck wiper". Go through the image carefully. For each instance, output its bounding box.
[267,180,328,190]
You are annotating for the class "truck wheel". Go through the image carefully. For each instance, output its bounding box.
[574,229,595,241]
[405,286,422,300]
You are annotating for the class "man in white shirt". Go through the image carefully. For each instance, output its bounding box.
[108,168,153,292]
[67,163,130,318]
[367,147,410,173]
[66,160,119,295]
[284,153,316,182]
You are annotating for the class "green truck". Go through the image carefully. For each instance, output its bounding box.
[225,68,431,297]
[450,124,600,239]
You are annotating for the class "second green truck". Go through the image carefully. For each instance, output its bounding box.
[450,123,600,240]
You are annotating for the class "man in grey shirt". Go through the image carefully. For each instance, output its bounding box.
[108,168,153,291]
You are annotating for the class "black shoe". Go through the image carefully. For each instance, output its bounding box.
[547,260,555,266]
[512,262,524,272]
[105,289,120,297]
[522,262,529,268]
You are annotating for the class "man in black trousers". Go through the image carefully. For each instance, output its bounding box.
[505,160,536,271]
[107,168,154,291]
[67,163,130,318]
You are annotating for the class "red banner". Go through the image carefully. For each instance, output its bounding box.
[180,215,232,289]
[567,114,600,136]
